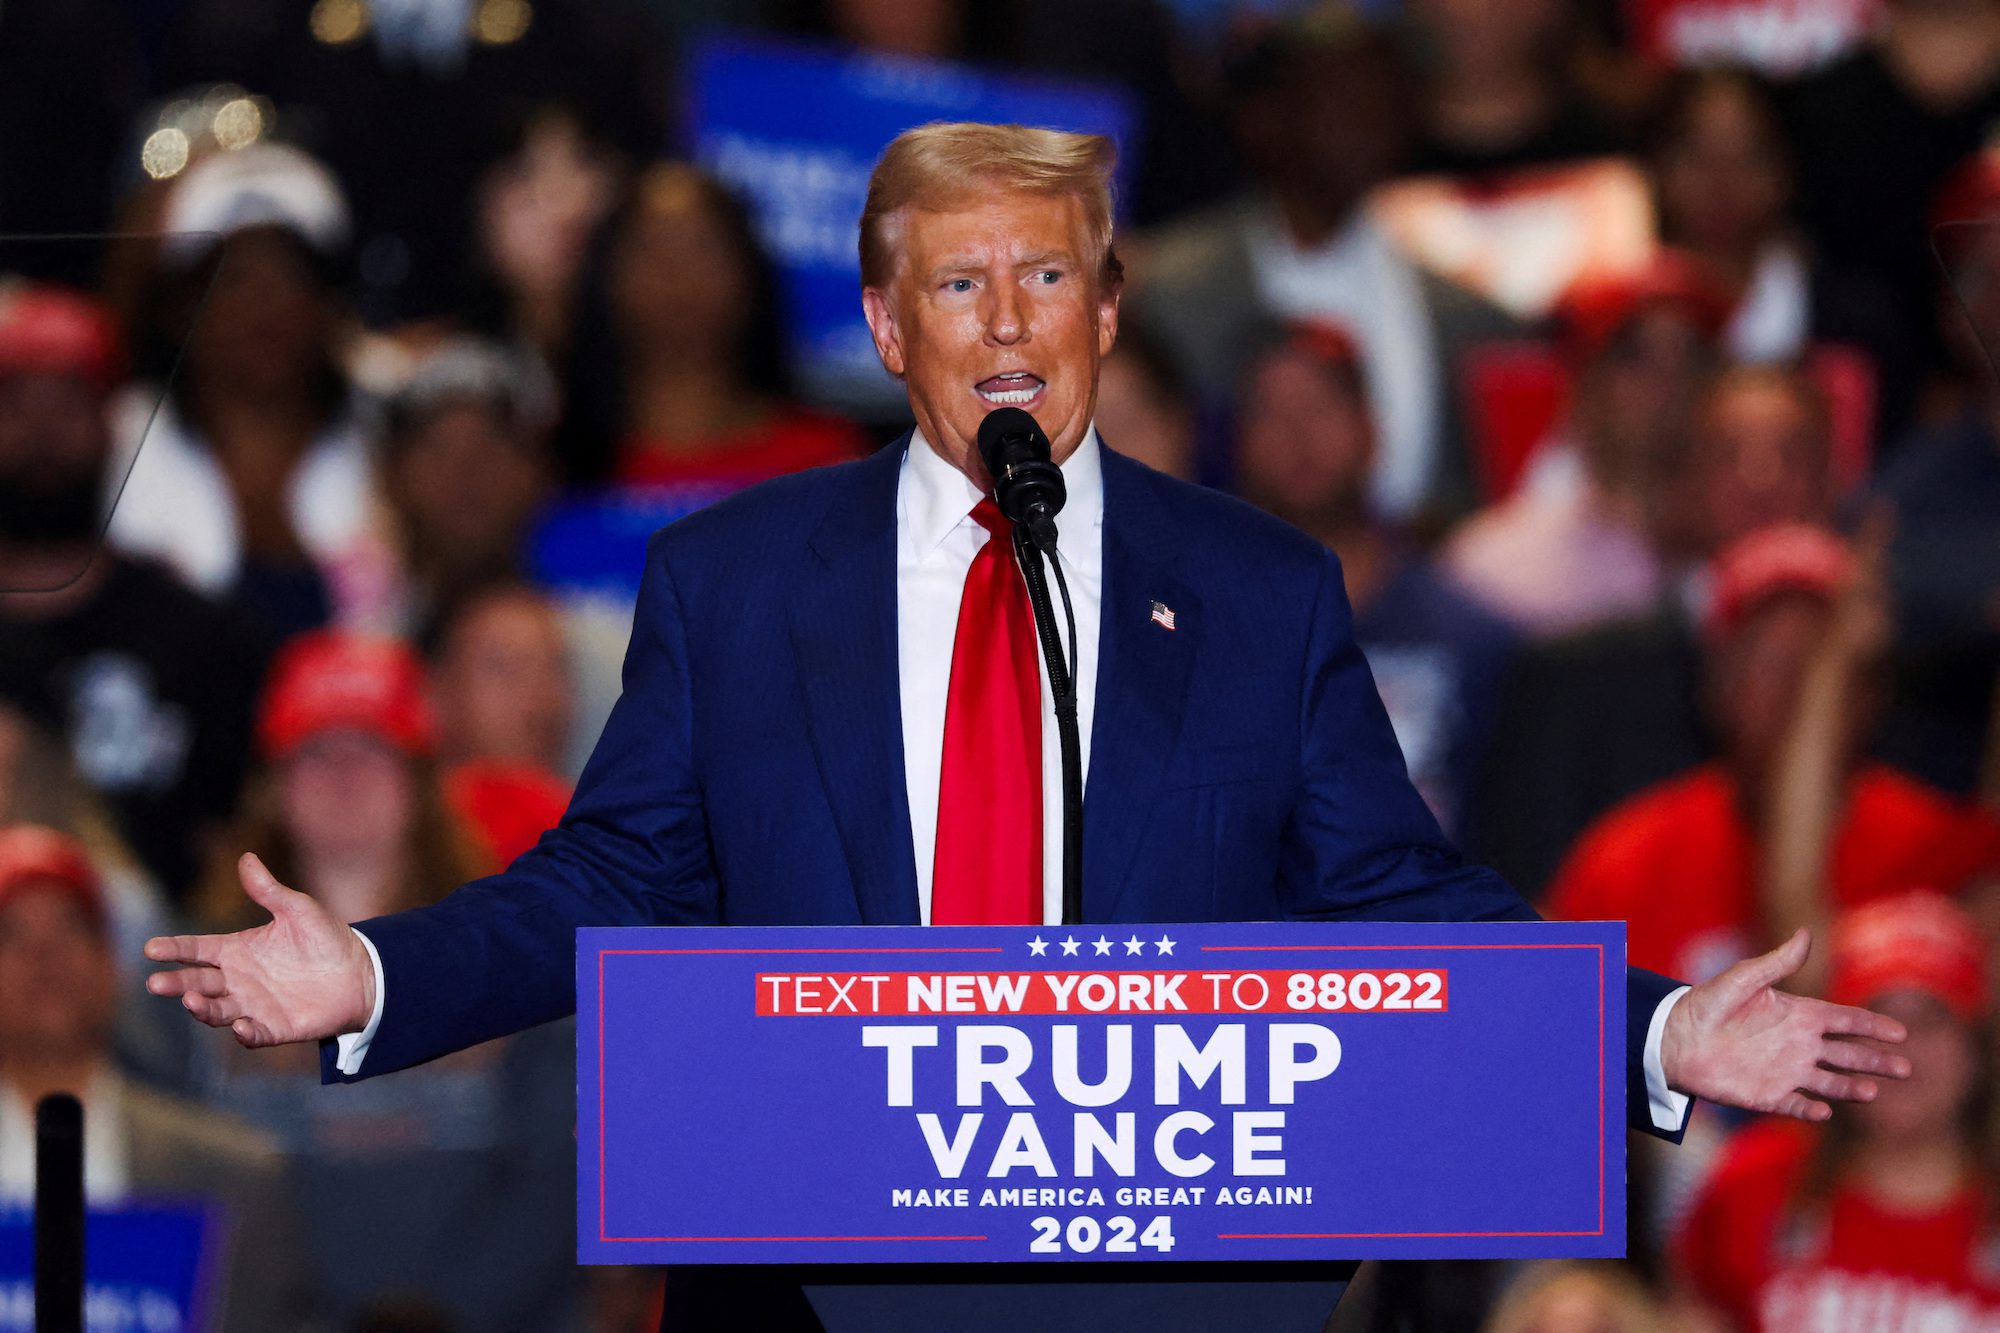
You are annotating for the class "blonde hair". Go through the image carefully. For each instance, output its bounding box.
[859,122,1122,292]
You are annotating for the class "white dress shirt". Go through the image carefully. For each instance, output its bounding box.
[338,428,1687,1134]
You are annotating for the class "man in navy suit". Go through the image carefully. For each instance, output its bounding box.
[147,123,1905,1320]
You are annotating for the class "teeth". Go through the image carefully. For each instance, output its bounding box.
[980,387,1041,404]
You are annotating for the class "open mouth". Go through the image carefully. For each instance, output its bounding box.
[975,372,1046,407]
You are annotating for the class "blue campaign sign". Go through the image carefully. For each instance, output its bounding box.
[0,1203,214,1331]
[686,35,1138,410]
[579,920,1625,1266]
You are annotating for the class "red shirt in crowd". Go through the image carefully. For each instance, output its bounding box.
[1545,762,2000,981]
[613,408,869,490]
[444,759,573,871]
[1675,1119,2000,1332]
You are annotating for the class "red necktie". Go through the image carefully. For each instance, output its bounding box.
[931,499,1042,925]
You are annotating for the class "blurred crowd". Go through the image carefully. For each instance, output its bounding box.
[0,0,1997,1328]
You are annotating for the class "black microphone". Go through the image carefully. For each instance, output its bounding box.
[976,407,1065,552]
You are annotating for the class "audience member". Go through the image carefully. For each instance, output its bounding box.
[1787,0,2000,411]
[1546,524,2000,981]
[426,583,574,869]
[1236,321,1516,838]
[0,282,274,904]
[1131,9,1520,523]
[561,163,870,490]
[165,0,672,325]
[0,823,317,1331]
[1874,163,2000,796]
[193,630,579,1330]
[1442,254,1724,638]
[1403,0,1626,178]
[1092,318,1198,481]
[108,143,398,636]
[1482,1260,1670,1333]
[381,337,559,638]
[1674,891,2000,1330]
[466,106,626,366]
[1649,66,1913,431]
[1468,364,1843,897]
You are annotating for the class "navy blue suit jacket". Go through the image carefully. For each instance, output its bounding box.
[331,438,1683,1135]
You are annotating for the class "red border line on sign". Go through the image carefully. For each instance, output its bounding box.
[1216,941,1608,1242]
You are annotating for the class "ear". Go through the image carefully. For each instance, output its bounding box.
[862,286,907,379]
[1096,285,1121,359]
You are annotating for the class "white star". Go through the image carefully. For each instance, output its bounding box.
[1092,936,1113,955]
[1155,936,1176,956]
[1027,936,1049,957]
[1060,936,1081,957]
[1124,936,1146,955]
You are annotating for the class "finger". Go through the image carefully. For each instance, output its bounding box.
[143,934,224,966]
[145,966,212,998]
[1820,1039,1912,1080]
[1733,928,1811,993]
[1774,1090,1833,1122]
[189,968,231,999]
[239,853,300,914]
[181,991,245,1029]
[230,1017,277,1049]
[1817,1003,1909,1045]
[1800,1068,1877,1104]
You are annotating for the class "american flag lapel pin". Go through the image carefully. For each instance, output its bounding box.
[1149,600,1177,631]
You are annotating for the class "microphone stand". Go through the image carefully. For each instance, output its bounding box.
[1013,528,1084,926]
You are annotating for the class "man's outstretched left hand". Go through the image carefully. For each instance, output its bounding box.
[1662,927,1911,1121]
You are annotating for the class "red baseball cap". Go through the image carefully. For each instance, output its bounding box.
[0,824,106,930]
[0,284,123,391]
[1828,890,1988,1022]
[1703,522,1854,641]
[1560,252,1731,362]
[257,630,435,759]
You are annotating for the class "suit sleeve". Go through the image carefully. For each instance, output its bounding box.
[1278,549,1688,1140]
[323,535,718,1082]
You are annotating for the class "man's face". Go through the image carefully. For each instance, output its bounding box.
[0,886,113,1064]
[0,371,110,548]
[1692,382,1831,556]
[1235,347,1375,531]
[861,189,1118,483]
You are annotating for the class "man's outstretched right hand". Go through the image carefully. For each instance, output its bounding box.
[144,853,376,1049]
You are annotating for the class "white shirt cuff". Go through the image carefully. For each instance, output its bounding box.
[332,928,386,1076]
[1644,985,1693,1133]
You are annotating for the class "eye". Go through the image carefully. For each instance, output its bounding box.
[1034,270,1062,285]
[945,278,974,293]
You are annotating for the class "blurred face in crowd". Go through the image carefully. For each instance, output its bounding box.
[1574,307,1715,504]
[1687,375,1831,558]
[186,228,335,400]
[1234,345,1374,533]
[1940,227,2000,379]
[830,0,961,56]
[0,370,110,547]
[279,730,418,865]
[1707,591,1869,788]
[0,885,113,1067]
[1849,990,1979,1144]
[431,589,572,772]
[862,186,1117,478]
[1093,350,1193,480]
[612,170,753,367]
[477,110,620,315]
[1656,78,1791,261]
[1407,0,1568,75]
[388,402,552,575]
[1240,43,1410,236]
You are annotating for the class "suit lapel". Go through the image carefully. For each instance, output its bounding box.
[1084,451,1198,921]
[789,440,921,925]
